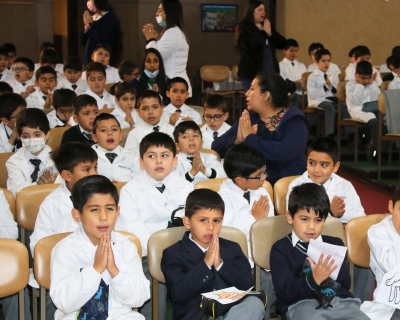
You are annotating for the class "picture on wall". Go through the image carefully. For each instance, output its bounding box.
[201,4,238,32]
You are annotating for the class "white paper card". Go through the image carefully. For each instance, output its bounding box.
[375,264,400,308]
[306,239,347,281]
[201,286,253,305]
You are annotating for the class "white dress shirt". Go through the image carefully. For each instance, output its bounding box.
[200,122,231,149]
[82,66,120,84]
[84,88,116,109]
[291,230,322,246]
[8,77,35,94]
[379,63,391,73]
[279,58,307,94]
[0,189,18,239]
[162,103,202,126]
[307,68,339,107]
[0,68,13,83]
[111,105,142,129]
[57,78,88,96]
[388,73,400,90]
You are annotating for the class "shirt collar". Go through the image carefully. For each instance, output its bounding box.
[283,58,297,64]
[79,124,92,135]
[226,179,249,195]
[143,169,170,188]
[25,145,48,163]
[94,144,121,156]
[189,232,208,252]
[141,119,162,129]
[205,123,226,135]
[291,230,322,247]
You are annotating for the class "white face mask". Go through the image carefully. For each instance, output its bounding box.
[156,15,166,27]
[22,138,46,154]
[144,69,160,78]
[87,1,96,12]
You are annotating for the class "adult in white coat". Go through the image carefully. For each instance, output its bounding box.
[142,0,192,96]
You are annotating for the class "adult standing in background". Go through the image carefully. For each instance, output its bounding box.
[235,0,286,91]
[142,0,192,96]
[82,0,123,66]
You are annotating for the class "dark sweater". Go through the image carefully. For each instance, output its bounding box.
[270,234,353,316]
[61,125,95,146]
[211,108,308,185]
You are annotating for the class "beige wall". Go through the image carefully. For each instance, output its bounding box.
[276,0,398,68]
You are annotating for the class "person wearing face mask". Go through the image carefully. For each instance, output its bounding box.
[132,48,170,106]
[6,108,58,197]
[142,0,192,97]
[81,0,123,67]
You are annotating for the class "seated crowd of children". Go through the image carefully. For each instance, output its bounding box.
[0,38,399,320]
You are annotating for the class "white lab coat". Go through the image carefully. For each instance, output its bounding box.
[50,226,149,320]
[219,179,274,266]
[0,68,13,83]
[379,63,392,73]
[0,189,18,239]
[6,145,56,196]
[124,119,174,152]
[34,63,64,76]
[175,151,226,185]
[47,110,67,128]
[84,88,116,109]
[8,77,35,94]
[82,66,120,84]
[117,170,193,256]
[162,103,202,126]
[361,216,399,320]
[345,63,383,86]
[111,105,142,129]
[307,68,339,107]
[307,62,341,75]
[92,144,141,182]
[200,122,231,149]
[346,79,380,123]
[286,171,365,224]
[26,87,54,109]
[146,27,192,96]
[388,74,400,90]
[0,122,15,153]
[56,78,88,96]
[279,58,307,94]
[29,182,78,256]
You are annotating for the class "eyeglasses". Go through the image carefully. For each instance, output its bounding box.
[12,67,29,72]
[203,114,225,121]
[242,168,268,181]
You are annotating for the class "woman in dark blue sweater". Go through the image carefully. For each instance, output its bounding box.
[212,71,308,185]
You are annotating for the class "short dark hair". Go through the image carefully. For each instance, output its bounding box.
[93,113,120,134]
[137,90,162,107]
[288,183,330,219]
[392,46,400,56]
[35,66,57,80]
[255,71,289,108]
[2,43,16,55]
[14,57,34,71]
[39,48,59,65]
[224,144,265,179]
[71,175,118,213]
[285,39,299,50]
[39,42,55,52]
[185,189,225,218]
[204,94,228,113]
[388,55,400,69]
[0,46,8,58]
[355,60,373,76]
[348,46,358,58]
[173,120,202,142]
[0,82,13,95]
[314,49,331,62]
[115,82,136,99]
[308,42,324,55]
[73,94,98,115]
[64,57,83,72]
[16,108,50,136]
[139,132,176,158]
[167,77,189,91]
[392,186,400,205]
[52,142,98,173]
[307,137,339,164]
[52,89,76,109]
[0,93,26,118]
[85,62,106,78]
[118,60,138,78]
[93,43,111,54]
[353,45,371,59]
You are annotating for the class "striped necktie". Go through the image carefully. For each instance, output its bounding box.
[156,184,166,193]
[105,153,117,164]
[29,159,41,183]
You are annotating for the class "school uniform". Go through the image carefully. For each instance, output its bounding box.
[8,77,35,94]
[279,58,307,95]
[6,145,55,196]
[82,66,120,84]
[307,62,341,75]
[84,88,116,109]
[111,105,142,129]
[29,182,78,256]
[26,87,54,109]
[161,231,259,320]
[361,216,400,320]
[388,73,400,90]
[57,78,88,96]
[287,172,365,224]
[345,63,383,86]
[0,122,20,153]
[175,151,226,185]
[50,226,150,320]
[47,110,67,128]
[124,118,174,152]
[0,67,13,83]
[61,125,95,146]
[0,189,18,240]
[379,63,391,73]
[162,103,202,127]
[200,122,231,149]
[117,170,193,256]
[92,144,141,182]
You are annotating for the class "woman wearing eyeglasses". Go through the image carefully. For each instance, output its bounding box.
[212,71,308,185]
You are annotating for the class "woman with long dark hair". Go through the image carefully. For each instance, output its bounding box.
[235,0,286,91]
[142,0,191,96]
[82,0,123,66]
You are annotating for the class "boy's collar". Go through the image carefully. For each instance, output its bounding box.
[94,143,120,155]
[227,178,249,194]
[78,124,92,134]
[291,230,322,247]
[188,232,208,252]
[142,119,162,129]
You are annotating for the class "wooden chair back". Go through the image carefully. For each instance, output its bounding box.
[47,126,69,152]
[0,152,14,189]
[273,176,300,215]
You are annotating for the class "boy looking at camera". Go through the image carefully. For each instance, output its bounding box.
[306,43,340,74]
[161,189,265,320]
[270,183,369,319]
[26,66,58,109]
[47,89,76,128]
[57,57,88,95]
[50,175,150,320]
[111,82,141,129]
[9,57,35,95]
[201,94,231,149]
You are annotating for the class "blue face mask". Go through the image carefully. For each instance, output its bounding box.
[144,69,160,78]
[156,15,166,27]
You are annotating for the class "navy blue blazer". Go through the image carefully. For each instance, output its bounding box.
[161,231,254,320]
[61,125,95,146]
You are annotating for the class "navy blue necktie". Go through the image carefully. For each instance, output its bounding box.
[243,191,250,204]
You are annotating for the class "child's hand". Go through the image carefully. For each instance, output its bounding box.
[93,233,108,274]
[151,83,158,92]
[190,150,203,176]
[355,73,363,85]
[37,169,58,185]
[182,116,193,122]
[125,110,135,127]
[21,85,35,99]
[212,234,222,268]
[43,92,53,109]
[307,254,338,285]
[105,234,119,278]
[102,104,108,109]
[330,195,345,218]
[371,72,377,85]
[169,113,180,126]
[325,77,332,88]
[251,195,270,220]
[204,234,219,268]
[8,126,18,146]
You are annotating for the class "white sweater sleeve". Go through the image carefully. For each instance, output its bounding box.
[146,28,180,60]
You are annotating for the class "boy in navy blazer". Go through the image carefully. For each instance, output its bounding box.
[161,189,265,320]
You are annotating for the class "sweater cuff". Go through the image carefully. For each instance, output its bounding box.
[306,272,320,291]
[146,38,156,45]
[185,172,194,182]
[206,168,217,179]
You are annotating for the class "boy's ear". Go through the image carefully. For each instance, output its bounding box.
[72,208,82,223]
[28,71,34,78]
[61,169,72,182]
[35,80,39,87]
[286,211,293,225]
[222,112,229,122]
[139,157,145,170]
[175,142,180,152]
[172,155,178,169]
[166,90,171,98]
[73,114,79,124]
[182,216,191,230]
[118,129,123,142]
[389,200,394,214]
[45,130,51,141]
[333,161,340,173]
[91,133,98,143]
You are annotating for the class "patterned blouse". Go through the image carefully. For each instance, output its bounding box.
[264,107,289,131]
